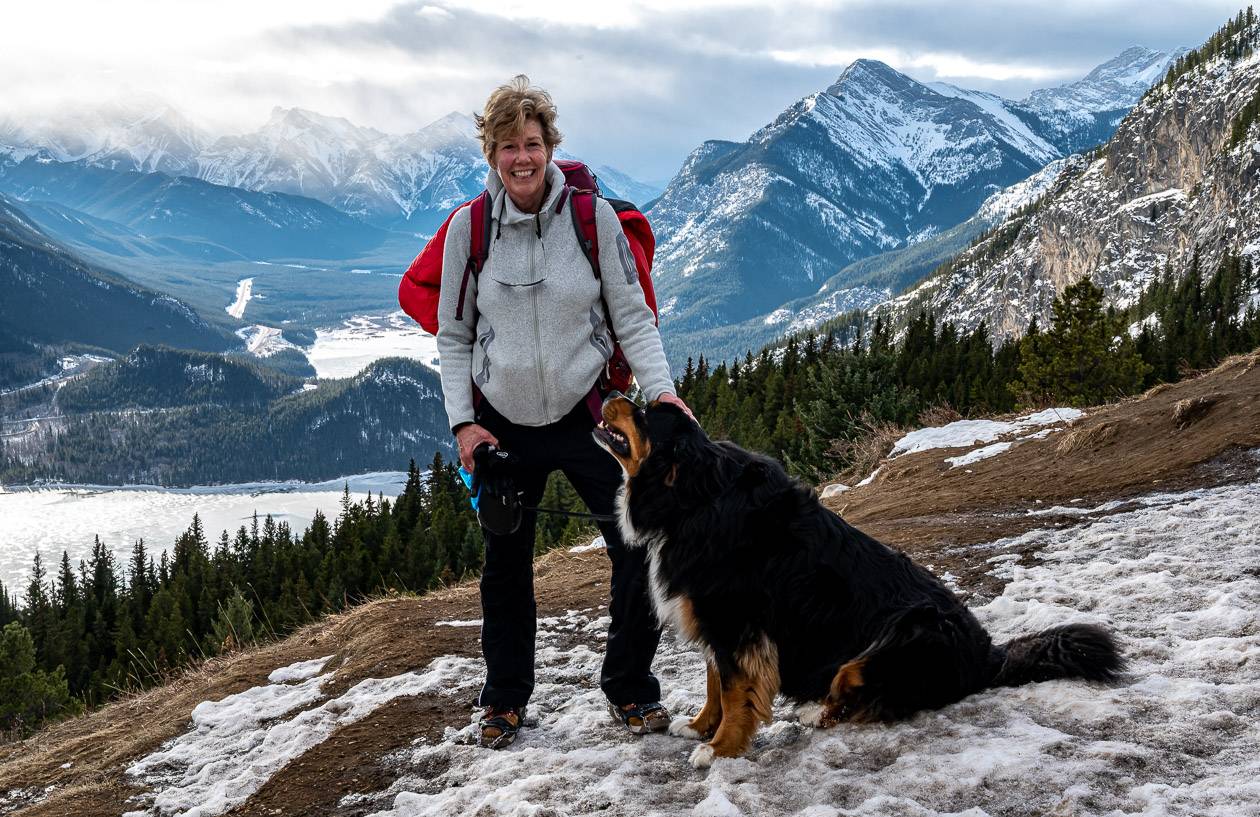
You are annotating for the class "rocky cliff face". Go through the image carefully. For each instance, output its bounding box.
[882,25,1260,340]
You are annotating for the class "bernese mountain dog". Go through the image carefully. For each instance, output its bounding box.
[593,394,1123,768]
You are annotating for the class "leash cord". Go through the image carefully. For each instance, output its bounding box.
[524,505,616,523]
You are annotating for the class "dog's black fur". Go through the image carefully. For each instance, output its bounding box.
[603,399,1122,753]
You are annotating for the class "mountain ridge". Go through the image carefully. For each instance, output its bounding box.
[647,47,1181,347]
[877,20,1260,340]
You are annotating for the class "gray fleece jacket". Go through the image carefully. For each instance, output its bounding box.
[436,161,675,430]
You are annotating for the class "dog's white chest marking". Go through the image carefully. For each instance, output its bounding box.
[614,483,695,643]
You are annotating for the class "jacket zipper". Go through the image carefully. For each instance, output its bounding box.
[530,222,550,421]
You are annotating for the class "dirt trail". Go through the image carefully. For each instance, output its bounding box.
[2,351,1257,817]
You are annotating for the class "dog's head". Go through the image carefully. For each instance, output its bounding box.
[592,392,700,480]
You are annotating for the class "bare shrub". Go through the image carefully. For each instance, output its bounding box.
[917,404,962,428]
[824,414,908,485]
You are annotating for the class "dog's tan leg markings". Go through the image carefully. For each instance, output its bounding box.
[820,656,867,726]
[671,660,723,740]
[691,640,779,768]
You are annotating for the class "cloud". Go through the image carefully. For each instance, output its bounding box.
[2,0,1244,179]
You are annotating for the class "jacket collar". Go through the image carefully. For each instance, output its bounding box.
[485,160,567,226]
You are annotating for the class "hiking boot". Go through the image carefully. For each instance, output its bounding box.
[478,706,525,749]
[610,701,671,735]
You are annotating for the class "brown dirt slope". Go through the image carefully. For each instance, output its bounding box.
[1,350,1256,817]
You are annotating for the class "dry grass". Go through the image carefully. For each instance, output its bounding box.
[1055,420,1120,455]
[1213,348,1260,378]
[1141,382,1174,400]
[1172,393,1223,429]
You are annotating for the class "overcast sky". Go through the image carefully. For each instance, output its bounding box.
[0,0,1244,180]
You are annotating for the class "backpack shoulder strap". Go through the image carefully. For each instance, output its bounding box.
[569,188,600,280]
[455,191,492,322]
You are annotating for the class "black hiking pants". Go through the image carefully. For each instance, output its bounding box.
[473,397,663,710]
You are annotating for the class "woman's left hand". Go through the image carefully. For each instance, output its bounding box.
[656,392,698,424]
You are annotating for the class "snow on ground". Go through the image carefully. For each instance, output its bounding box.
[570,535,608,554]
[943,440,1014,468]
[891,408,1085,458]
[307,311,440,379]
[225,278,253,320]
[123,654,479,817]
[235,325,301,358]
[125,464,1260,816]
[0,472,407,591]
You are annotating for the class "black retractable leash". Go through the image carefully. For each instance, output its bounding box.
[458,444,615,536]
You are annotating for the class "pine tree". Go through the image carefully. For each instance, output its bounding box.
[0,622,81,735]
[208,588,256,654]
[1012,277,1150,407]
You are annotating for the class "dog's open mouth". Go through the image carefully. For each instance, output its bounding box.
[593,422,631,457]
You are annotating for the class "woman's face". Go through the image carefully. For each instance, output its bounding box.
[494,118,551,213]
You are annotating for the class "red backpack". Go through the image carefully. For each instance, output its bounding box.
[398,159,657,395]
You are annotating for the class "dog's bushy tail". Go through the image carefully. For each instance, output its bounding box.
[990,623,1124,688]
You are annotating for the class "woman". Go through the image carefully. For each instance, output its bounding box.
[435,75,692,749]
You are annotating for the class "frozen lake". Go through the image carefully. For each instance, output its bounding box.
[306,311,440,379]
[0,472,408,593]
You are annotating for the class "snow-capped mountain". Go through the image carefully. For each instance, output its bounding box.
[878,22,1260,341]
[1018,46,1188,152]
[195,108,488,232]
[648,50,1178,336]
[0,96,209,176]
[656,157,1076,368]
[1,105,662,234]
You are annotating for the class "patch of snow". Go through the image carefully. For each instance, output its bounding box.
[225,278,253,320]
[1118,187,1187,215]
[434,619,483,628]
[1128,312,1162,339]
[125,654,481,817]
[892,408,1084,457]
[945,441,1014,468]
[268,656,333,684]
[570,535,607,554]
[820,483,850,498]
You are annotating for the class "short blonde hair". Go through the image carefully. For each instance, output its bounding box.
[475,75,563,164]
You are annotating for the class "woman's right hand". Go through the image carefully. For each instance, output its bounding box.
[455,423,500,472]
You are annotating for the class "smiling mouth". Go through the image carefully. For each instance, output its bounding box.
[511,169,536,178]
[593,422,631,456]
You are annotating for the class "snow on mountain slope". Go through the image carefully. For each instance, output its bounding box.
[649,49,1177,340]
[881,24,1260,341]
[1026,47,1179,114]
[1020,46,1186,152]
[0,96,208,176]
[2,104,657,234]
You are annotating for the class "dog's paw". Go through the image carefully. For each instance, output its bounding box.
[689,743,716,769]
[796,701,826,728]
[669,717,704,739]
